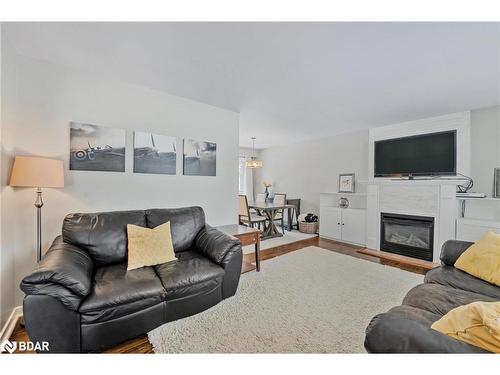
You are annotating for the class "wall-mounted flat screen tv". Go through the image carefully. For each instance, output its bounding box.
[374,130,457,177]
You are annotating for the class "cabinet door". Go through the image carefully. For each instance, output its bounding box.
[319,207,342,239]
[341,209,366,245]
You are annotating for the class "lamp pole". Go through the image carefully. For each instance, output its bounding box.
[35,187,44,263]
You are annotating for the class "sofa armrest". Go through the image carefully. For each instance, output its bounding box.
[20,236,94,310]
[365,308,488,353]
[440,240,474,266]
[194,225,242,266]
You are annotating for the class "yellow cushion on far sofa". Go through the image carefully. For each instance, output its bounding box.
[431,301,500,353]
[454,231,500,287]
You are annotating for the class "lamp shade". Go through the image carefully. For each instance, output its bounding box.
[245,158,263,168]
[10,156,64,188]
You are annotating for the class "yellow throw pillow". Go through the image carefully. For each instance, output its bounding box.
[127,221,177,271]
[454,231,500,286]
[431,301,500,353]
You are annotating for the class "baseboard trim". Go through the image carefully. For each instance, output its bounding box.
[0,306,23,342]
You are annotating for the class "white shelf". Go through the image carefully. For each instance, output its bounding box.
[456,197,500,201]
[457,217,500,227]
[320,192,367,196]
[321,206,366,212]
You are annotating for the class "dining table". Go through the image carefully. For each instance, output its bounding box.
[247,201,297,240]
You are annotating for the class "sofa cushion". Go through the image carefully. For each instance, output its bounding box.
[126,222,177,271]
[79,263,166,324]
[403,283,497,316]
[431,301,500,353]
[365,305,488,353]
[454,231,500,286]
[154,250,224,300]
[425,265,500,300]
[63,210,147,266]
[146,207,205,253]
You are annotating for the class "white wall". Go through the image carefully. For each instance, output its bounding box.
[0,50,239,315]
[0,27,17,330]
[467,106,500,221]
[239,147,261,159]
[470,106,500,195]
[255,107,500,221]
[254,129,369,215]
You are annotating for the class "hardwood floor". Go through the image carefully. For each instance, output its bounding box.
[8,320,154,354]
[9,236,431,354]
[243,236,433,275]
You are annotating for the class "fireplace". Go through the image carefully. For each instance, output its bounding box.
[380,213,434,261]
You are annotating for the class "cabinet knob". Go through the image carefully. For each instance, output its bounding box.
[342,223,345,225]
[337,222,340,225]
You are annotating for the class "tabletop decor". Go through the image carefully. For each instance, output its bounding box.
[339,197,349,208]
[262,181,272,198]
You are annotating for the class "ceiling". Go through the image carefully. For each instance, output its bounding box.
[3,22,500,148]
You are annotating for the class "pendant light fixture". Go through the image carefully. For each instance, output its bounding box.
[245,137,263,168]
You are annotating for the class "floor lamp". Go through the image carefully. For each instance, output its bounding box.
[10,156,64,263]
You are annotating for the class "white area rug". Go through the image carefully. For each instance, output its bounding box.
[148,246,423,353]
[242,230,317,254]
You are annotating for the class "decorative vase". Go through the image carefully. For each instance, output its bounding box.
[339,197,349,208]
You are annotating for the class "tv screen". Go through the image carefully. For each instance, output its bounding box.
[374,130,456,177]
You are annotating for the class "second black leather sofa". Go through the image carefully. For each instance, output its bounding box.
[364,240,499,353]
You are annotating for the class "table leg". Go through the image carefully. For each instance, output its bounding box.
[261,210,273,238]
[255,235,261,272]
[258,208,284,240]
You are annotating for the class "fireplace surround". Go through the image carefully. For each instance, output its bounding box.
[380,213,434,261]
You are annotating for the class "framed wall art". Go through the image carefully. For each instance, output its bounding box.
[338,173,355,193]
[69,122,126,172]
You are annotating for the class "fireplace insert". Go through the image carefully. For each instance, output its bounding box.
[380,213,434,261]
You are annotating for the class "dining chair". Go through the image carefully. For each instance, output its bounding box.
[272,193,287,234]
[238,194,266,230]
[255,193,267,203]
[253,193,268,216]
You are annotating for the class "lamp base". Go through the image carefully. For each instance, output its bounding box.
[35,188,44,263]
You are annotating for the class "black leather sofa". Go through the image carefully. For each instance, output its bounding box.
[20,207,243,353]
[365,240,500,353]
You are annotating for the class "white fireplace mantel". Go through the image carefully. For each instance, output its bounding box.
[364,111,471,262]
[366,180,458,262]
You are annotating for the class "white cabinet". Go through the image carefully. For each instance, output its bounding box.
[319,207,366,246]
[341,209,366,245]
[319,207,342,239]
[456,218,500,242]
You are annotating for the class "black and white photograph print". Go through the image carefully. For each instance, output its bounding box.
[69,122,126,172]
[134,132,177,175]
[494,168,500,198]
[183,139,217,176]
